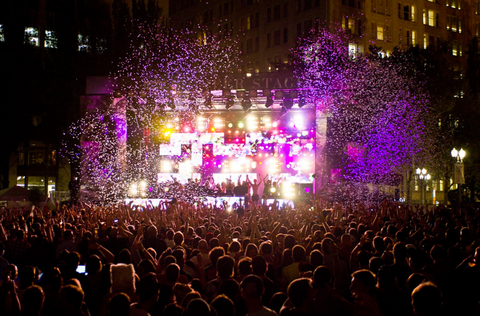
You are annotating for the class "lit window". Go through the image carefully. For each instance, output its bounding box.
[423,9,427,24]
[44,30,58,48]
[25,27,39,46]
[377,23,384,40]
[452,41,458,56]
[439,180,444,191]
[415,178,418,191]
[424,33,428,49]
[458,19,462,33]
[348,43,357,58]
[247,16,251,30]
[78,34,90,52]
[428,10,435,27]
[412,30,416,46]
[447,15,451,30]
[452,17,457,32]
[476,1,480,14]
[411,5,416,22]
[348,18,355,34]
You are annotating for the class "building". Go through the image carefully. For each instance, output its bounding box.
[0,0,169,201]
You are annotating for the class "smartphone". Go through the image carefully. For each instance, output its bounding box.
[114,219,119,223]
[76,265,88,275]
[233,238,239,242]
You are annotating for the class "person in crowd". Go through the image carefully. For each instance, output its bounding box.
[241,274,278,316]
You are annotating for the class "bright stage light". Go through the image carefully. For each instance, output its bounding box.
[128,183,138,197]
[270,187,276,193]
[282,182,296,198]
[179,160,193,174]
[228,122,233,128]
[293,115,305,129]
[238,122,244,128]
[160,160,173,172]
[251,161,257,169]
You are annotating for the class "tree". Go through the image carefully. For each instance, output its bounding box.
[294,26,438,186]
[61,24,240,202]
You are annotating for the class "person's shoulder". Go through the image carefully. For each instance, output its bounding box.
[248,306,278,316]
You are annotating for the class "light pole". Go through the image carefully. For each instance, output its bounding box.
[415,167,431,205]
[451,148,466,206]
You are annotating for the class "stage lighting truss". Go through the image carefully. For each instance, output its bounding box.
[241,98,252,112]
[225,96,235,109]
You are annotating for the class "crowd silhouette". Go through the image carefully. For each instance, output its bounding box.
[0,197,479,316]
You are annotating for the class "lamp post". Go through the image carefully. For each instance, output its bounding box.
[451,148,466,206]
[415,167,431,205]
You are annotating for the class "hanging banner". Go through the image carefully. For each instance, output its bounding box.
[453,163,465,184]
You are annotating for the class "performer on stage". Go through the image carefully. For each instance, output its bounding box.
[247,174,261,206]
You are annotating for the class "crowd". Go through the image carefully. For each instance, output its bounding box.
[0,197,479,316]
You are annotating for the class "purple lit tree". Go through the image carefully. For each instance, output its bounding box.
[294,26,437,187]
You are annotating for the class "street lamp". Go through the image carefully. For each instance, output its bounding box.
[451,148,466,162]
[451,148,466,206]
[415,167,431,204]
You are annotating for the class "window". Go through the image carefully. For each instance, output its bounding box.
[45,30,58,48]
[451,16,457,32]
[386,24,391,41]
[398,27,402,44]
[283,27,288,43]
[274,30,281,46]
[412,30,416,46]
[411,5,416,22]
[224,2,229,15]
[406,30,410,45]
[428,10,435,27]
[350,18,356,34]
[283,3,288,18]
[476,1,480,14]
[423,33,428,48]
[247,16,251,30]
[255,36,259,51]
[274,4,281,20]
[447,15,451,30]
[305,0,312,10]
[371,22,377,39]
[254,12,259,28]
[372,0,376,12]
[458,19,462,33]
[439,180,444,191]
[247,38,253,54]
[459,42,463,56]
[304,20,312,32]
[377,23,384,40]
[452,41,458,56]
[415,178,418,191]
[404,4,410,20]
[25,27,39,46]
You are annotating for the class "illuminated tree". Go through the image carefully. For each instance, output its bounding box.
[294,26,438,185]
